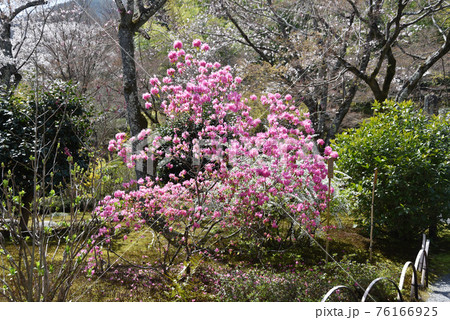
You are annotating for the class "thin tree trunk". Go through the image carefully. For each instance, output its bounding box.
[325,81,359,146]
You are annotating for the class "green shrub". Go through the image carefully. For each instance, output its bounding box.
[0,83,91,191]
[333,100,450,240]
[0,83,92,229]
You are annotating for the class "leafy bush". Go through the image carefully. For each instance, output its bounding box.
[81,157,134,203]
[0,83,91,191]
[0,83,92,229]
[333,100,450,239]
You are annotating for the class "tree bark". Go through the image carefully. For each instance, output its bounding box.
[117,22,149,179]
[115,1,168,179]
[428,213,438,240]
[325,81,359,146]
[0,20,21,92]
[424,94,440,116]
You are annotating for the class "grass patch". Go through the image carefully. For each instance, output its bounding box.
[429,228,450,278]
[67,224,408,302]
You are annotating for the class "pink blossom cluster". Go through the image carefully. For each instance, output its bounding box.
[97,40,338,270]
[107,129,152,168]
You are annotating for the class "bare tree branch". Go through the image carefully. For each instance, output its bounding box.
[396,30,450,101]
[219,0,272,63]
[11,0,47,21]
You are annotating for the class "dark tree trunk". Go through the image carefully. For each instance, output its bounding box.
[424,94,440,115]
[428,213,438,240]
[0,22,21,93]
[115,0,168,180]
[117,23,149,179]
[316,61,328,138]
[118,24,147,134]
[324,81,359,146]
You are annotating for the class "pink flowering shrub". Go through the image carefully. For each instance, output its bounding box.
[96,40,337,274]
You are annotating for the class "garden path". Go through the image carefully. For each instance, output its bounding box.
[427,274,450,302]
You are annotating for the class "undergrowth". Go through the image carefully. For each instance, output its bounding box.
[2,220,437,302]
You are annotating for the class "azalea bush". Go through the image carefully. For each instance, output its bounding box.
[94,40,338,275]
[333,100,450,240]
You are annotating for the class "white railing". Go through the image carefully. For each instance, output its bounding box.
[322,234,429,302]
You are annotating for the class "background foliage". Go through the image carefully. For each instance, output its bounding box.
[0,83,91,192]
[333,100,450,239]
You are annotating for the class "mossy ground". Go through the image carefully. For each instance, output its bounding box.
[1,216,445,302]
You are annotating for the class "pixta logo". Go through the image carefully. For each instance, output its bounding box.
[124,132,229,177]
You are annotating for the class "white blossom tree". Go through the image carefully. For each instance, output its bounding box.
[31,2,117,95]
[0,0,49,93]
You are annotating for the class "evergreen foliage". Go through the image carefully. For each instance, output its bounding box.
[333,100,450,239]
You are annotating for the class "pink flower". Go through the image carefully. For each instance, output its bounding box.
[173,40,183,50]
[137,129,150,140]
[95,41,334,272]
[115,132,126,140]
[193,39,202,47]
[149,77,160,86]
[114,190,124,198]
[249,148,258,157]
[261,96,268,104]
[64,147,72,157]
[151,87,159,96]
[167,68,176,76]
[255,167,270,178]
[317,139,325,146]
[168,51,178,62]
[201,43,210,51]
